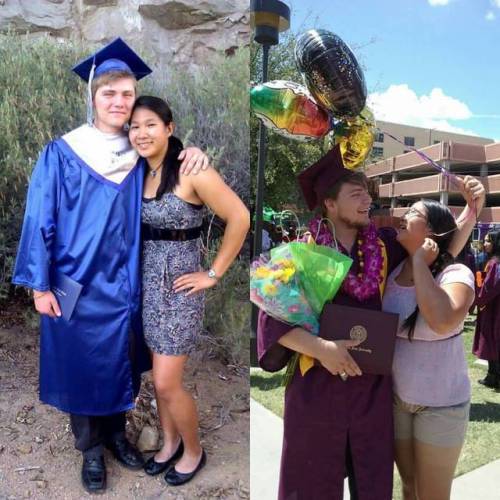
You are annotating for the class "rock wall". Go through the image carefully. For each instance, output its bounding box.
[0,0,250,69]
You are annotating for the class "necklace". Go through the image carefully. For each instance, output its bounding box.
[148,162,163,178]
[308,216,385,301]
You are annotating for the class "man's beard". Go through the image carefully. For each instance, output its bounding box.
[338,213,370,230]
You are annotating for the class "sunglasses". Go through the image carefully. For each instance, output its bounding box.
[403,207,457,237]
[402,207,427,221]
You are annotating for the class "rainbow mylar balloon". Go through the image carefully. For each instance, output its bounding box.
[333,107,375,170]
[250,80,332,141]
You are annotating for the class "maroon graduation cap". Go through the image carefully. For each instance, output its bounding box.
[297,145,352,210]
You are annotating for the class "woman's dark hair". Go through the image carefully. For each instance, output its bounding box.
[131,95,183,200]
[485,230,500,258]
[403,199,458,340]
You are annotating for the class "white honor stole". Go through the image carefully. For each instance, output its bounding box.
[63,124,139,185]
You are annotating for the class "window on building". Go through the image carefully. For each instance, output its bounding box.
[433,140,440,144]
[404,136,415,146]
[375,132,384,143]
[372,146,384,157]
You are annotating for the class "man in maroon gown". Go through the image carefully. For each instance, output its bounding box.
[257,145,484,500]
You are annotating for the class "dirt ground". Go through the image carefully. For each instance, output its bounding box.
[0,309,249,500]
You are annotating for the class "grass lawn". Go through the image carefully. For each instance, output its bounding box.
[250,317,500,498]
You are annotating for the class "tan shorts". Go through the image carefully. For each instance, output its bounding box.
[393,394,470,447]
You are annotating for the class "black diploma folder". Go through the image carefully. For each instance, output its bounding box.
[319,303,399,375]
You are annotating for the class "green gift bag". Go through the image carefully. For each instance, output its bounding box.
[270,241,353,382]
[284,241,353,316]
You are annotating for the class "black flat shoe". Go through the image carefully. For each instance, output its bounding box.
[81,455,106,494]
[164,449,207,486]
[144,440,184,476]
[478,374,499,388]
[106,437,144,470]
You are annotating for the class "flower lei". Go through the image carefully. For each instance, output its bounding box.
[308,216,385,301]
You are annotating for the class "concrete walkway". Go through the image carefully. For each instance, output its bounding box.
[450,459,500,499]
[250,399,283,500]
[250,398,350,500]
[251,398,500,500]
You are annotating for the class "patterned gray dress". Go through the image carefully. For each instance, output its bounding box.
[142,192,205,355]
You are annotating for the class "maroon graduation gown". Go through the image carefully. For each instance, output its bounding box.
[473,258,500,360]
[257,228,405,500]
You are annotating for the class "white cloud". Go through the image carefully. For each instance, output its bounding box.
[492,0,500,8]
[486,10,496,20]
[368,84,477,135]
[428,0,450,6]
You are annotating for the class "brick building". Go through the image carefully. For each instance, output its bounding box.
[365,141,500,228]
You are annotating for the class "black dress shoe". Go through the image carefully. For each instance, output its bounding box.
[81,455,106,494]
[106,437,145,470]
[144,440,184,476]
[478,373,499,388]
[164,449,207,486]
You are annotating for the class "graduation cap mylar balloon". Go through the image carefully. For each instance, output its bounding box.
[295,29,367,119]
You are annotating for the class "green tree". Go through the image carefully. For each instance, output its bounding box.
[250,33,328,213]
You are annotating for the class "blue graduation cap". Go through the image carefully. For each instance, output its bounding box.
[72,38,152,125]
[72,37,152,82]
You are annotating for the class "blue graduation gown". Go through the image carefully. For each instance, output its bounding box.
[12,138,151,415]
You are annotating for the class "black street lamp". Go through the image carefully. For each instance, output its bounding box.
[250,0,290,366]
[250,0,290,259]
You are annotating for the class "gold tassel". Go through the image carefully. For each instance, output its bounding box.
[282,352,299,387]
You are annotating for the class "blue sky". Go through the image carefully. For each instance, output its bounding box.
[285,0,500,140]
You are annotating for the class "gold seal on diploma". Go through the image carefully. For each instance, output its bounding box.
[350,325,367,344]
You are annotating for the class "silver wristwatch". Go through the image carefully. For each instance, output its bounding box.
[207,268,218,280]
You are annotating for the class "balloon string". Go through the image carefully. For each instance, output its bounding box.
[380,129,478,224]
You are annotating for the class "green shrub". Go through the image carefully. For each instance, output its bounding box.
[0,34,87,300]
[144,47,250,204]
[202,236,249,365]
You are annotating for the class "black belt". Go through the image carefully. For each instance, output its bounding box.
[141,224,202,241]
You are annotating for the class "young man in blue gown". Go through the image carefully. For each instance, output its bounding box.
[12,38,209,493]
